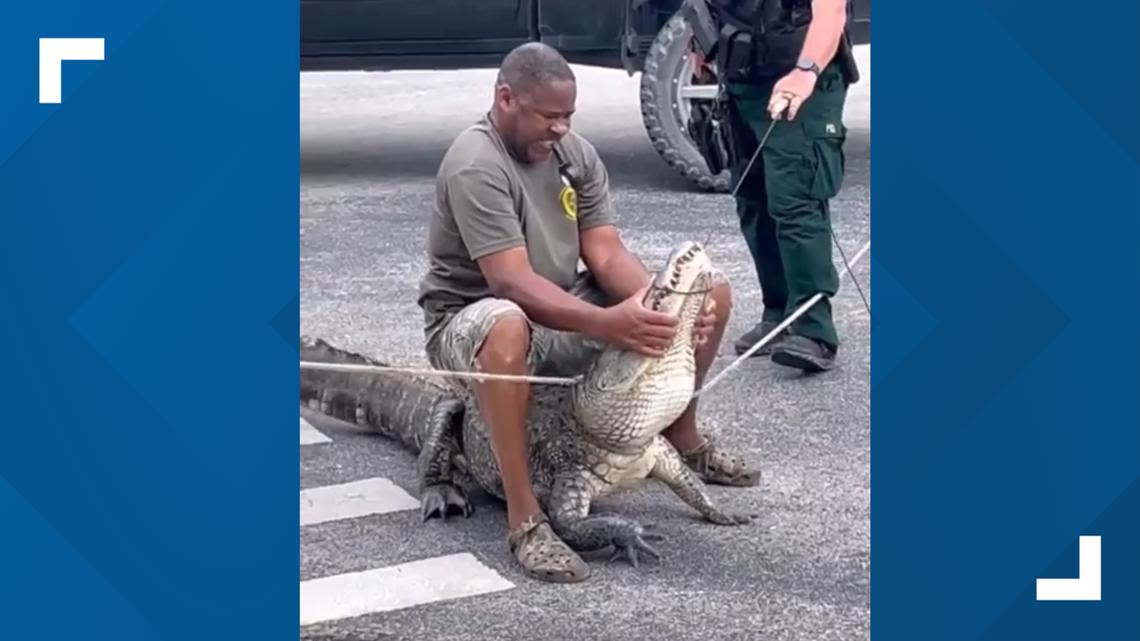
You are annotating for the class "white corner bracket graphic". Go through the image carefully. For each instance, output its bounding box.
[1035,535,1102,601]
[39,38,105,104]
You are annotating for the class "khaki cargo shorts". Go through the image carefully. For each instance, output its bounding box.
[425,271,610,379]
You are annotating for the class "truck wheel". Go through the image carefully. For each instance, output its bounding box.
[640,12,730,192]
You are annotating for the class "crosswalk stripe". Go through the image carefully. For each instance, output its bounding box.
[300,416,331,445]
[299,552,515,625]
[300,476,419,526]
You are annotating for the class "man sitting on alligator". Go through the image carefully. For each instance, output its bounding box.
[414,41,760,583]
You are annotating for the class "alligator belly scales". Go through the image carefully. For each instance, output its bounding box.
[300,241,754,570]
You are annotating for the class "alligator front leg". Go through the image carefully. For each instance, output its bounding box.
[649,437,753,525]
[547,472,664,568]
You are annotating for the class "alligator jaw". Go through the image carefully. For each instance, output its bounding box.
[644,241,714,319]
[571,241,716,450]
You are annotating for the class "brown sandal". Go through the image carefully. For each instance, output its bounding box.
[681,435,762,487]
[507,513,590,583]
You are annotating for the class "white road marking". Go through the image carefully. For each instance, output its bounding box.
[300,416,331,445]
[300,553,515,625]
[300,477,419,526]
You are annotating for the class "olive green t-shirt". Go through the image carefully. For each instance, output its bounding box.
[417,113,616,344]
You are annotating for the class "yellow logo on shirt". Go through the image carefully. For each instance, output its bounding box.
[559,184,578,221]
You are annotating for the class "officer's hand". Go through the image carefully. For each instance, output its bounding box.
[769,69,817,120]
[594,285,679,357]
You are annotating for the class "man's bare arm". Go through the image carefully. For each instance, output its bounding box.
[800,0,848,68]
[477,247,605,336]
[477,243,679,356]
[769,0,848,119]
[579,224,652,301]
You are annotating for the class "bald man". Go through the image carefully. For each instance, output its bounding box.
[416,43,759,583]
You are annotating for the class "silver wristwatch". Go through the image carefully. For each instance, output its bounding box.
[795,57,821,76]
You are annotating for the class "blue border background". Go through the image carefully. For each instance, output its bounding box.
[2,0,1139,638]
[873,0,1140,638]
[1,2,297,638]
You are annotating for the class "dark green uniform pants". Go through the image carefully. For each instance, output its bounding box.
[725,62,849,348]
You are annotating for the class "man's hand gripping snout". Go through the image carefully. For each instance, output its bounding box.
[590,284,717,357]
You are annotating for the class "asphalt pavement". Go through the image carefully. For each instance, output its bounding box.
[299,45,871,641]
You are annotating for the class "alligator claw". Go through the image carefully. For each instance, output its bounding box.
[607,535,662,568]
[639,526,666,543]
[420,483,472,521]
[602,524,664,568]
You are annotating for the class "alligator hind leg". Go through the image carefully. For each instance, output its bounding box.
[547,472,664,568]
[417,399,472,521]
[419,438,472,521]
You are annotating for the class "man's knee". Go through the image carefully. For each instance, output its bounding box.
[476,311,531,371]
[712,280,733,324]
[708,271,733,324]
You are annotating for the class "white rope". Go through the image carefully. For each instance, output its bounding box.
[691,239,871,399]
[298,360,582,386]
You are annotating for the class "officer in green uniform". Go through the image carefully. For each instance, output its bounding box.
[689,0,859,371]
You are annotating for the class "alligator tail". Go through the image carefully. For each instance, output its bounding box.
[299,335,464,455]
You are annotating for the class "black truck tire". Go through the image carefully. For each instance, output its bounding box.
[639,12,730,192]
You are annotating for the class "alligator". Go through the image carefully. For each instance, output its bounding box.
[300,240,754,570]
